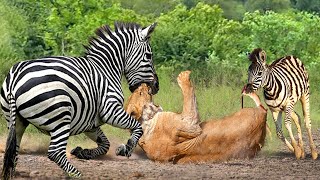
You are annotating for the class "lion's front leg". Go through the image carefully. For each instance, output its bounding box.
[177,71,200,124]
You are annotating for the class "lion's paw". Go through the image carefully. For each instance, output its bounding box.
[177,71,191,88]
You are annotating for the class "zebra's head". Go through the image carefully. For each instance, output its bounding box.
[245,48,267,93]
[123,23,159,95]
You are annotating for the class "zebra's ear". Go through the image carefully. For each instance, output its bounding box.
[259,50,267,64]
[141,22,157,41]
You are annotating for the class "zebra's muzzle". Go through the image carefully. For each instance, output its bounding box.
[129,75,159,95]
[243,83,254,94]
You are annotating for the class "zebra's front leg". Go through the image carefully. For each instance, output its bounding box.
[284,106,302,159]
[271,110,294,152]
[102,105,142,157]
[115,123,142,157]
[71,127,110,160]
[48,128,81,177]
[112,108,142,157]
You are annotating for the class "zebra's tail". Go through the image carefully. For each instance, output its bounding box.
[1,93,17,180]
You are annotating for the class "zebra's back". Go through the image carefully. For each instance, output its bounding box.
[1,56,99,135]
[264,56,309,109]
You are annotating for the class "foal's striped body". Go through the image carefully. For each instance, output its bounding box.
[245,48,317,160]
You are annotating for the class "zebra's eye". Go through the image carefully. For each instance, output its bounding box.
[145,53,152,60]
[257,72,262,76]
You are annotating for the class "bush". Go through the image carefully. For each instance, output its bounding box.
[0,0,29,81]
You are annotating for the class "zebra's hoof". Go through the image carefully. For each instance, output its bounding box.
[312,151,318,160]
[300,148,306,159]
[294,146,302,160]
[116,144,132,157]
[71,147,92,160]
[68,172,82,178]
[116,144,126,156]
[70,147,83,156]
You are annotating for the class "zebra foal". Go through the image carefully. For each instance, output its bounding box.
[244,48,317,160]
[1,22,159,178]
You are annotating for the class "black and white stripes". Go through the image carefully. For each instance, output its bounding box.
[245,48,318,160]
[1,22,159,178]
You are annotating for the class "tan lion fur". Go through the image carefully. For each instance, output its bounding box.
[126,71,267,163]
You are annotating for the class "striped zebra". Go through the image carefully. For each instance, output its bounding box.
[244,48,318,160]
[0,22,159,179]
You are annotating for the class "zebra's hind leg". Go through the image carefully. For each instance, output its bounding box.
[301,94,318,160]
[271,110,294,152]
[48,127,81,177]
[13,117,29,168]
[71,127,110,159]
[291,111,305,159]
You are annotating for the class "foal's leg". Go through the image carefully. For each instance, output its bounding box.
[291,111,305,159]
[271,110,294,152]
[284,104,302,159]
[301,94,318,160]
[177,71,199,124]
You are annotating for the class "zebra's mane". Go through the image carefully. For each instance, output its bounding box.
[248,48,262,63]
[85,22,142,55]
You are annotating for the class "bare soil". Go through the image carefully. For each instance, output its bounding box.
[1,129,320,180]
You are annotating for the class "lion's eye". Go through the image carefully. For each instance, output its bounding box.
[140,92,142,95]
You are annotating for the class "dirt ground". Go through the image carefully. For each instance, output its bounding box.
[1,129,320,179]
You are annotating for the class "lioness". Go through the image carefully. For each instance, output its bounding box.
[125,71,267,163]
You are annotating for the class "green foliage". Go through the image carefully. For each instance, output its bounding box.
[153,3,224,64]
[1,1,320,86]
[62,3,149,56]
[0,0,29,81]
[245,0,292,13]
[242,10,320,65]
[7,0,51,59]
[118,0,180,16]
[152,3,248,85]
[203,0,247,20]
[294,0,320,13]
[43,1,150,56]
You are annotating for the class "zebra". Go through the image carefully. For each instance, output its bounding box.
[0,22,159,179]
[244,48,318,160]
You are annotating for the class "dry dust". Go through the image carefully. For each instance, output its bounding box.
[1,129,320,179]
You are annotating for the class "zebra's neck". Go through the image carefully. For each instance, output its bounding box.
[85,38,126,81]
[262,68,279,98]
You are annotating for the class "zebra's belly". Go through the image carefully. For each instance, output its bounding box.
[16,92,97,134]
[264,98,285,111]
[18,96,74,132]
[20,106,98,136]
[265,98,296,112]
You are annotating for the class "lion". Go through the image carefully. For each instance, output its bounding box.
[125,71,267,163]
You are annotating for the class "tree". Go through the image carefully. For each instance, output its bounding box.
[294,0,320,13]
[203,0,246,20]
[118,0,180,16]
[245,0,291,13]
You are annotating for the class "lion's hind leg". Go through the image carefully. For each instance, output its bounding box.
[177,71,199,124]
